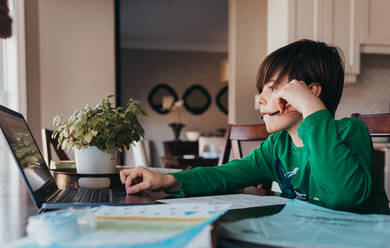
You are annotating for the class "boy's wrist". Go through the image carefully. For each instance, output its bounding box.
[163,174,181,193]
[301,100,326,119]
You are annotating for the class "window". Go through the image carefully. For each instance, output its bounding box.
[0,40,7,106]
[0,1,28,242]
[0,0,27,115]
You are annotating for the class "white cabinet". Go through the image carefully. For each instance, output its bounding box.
[360,0,390,54]
[267,0,360,83]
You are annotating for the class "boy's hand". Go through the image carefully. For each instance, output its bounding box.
[276,80,326,118]
[120,166,179,194]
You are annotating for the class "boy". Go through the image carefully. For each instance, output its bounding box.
[120,39,389,214]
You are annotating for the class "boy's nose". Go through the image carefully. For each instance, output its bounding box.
[257,93,266,105]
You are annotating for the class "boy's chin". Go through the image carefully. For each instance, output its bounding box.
[264,113,302,133]
[265,120,294,133]
[265,125,284,134]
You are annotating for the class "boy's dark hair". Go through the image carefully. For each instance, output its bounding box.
[256,39,344,116]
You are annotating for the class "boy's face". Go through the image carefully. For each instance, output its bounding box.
[258,75,302,133]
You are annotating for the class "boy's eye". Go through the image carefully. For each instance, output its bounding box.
[268,84,276,91]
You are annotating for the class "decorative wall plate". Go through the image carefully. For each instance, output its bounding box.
[147,83,178,114]
[182,84,211,115]
[216,86,228,114]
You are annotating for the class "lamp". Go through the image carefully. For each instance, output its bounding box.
[220,59,228,83]
[162,95,174,110]
[169,123,185,141]
[163,97,185,141]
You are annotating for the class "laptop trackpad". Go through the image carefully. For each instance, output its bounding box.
[112,190,157,204]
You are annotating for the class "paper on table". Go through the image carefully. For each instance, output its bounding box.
[50,160,76,169]
[158,194,289,210]
[217,199,390,248]
[9,203,229,248]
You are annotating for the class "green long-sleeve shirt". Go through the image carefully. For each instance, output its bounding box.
[170,110,389,214]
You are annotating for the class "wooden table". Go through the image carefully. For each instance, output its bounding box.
[0,162,178,244]
[0,157,282,247]
[161,156,219,169]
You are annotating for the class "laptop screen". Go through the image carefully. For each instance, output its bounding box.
[0,105,58,206]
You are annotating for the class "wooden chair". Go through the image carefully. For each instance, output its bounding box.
[218,124,272,192]
[351,113,390,203]
[351,113,390,137]
[41,128,70,166]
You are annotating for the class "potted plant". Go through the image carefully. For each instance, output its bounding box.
[162,96,185,141]
[52,95,147,174]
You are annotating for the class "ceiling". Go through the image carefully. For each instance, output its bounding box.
[120,0,228,52]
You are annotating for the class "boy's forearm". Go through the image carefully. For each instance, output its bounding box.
[166,154,275,197]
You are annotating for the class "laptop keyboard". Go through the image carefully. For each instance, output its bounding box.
[53,188,111,203]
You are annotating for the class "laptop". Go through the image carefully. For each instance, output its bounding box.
[0,104,156,210]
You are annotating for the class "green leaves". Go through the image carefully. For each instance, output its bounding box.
[52,96,148,153]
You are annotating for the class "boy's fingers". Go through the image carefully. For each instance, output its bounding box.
[125,170,136,191]
[125,175,132,192]
[120,169,132,184]
[278,98,287,113]
[285,104,297,113]
[119,170,127,184]
[125,168,144,192]
[127,181,151,194]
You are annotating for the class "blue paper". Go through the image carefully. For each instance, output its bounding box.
[218,199,390,248]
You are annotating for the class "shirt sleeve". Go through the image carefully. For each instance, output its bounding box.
[168,136,277,197]
[298,109,373,210]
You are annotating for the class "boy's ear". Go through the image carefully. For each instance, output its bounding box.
[308,83,322,97]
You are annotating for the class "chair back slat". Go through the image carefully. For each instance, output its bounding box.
[41,128,70,166]
[230,124,269,141]
[351,113,390,137]
[218,123,271,190]
[218,124,270,165]
[231,140,242,159]
[352,113,390,202]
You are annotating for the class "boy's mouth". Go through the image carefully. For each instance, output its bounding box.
[261,110,280,116]
[261,110,280,119]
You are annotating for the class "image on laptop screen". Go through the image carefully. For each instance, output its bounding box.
[0,109,55,193]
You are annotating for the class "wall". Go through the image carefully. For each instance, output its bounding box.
[228,0,267,125]
[25,0,41,147]
[25,0,115,152]
[336,54,390,118]
[120,49,228,167]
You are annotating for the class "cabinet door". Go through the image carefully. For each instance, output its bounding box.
[361,0,390,54]
[332,0,360,81]
[267,0,360,82]
[308,0,360,81]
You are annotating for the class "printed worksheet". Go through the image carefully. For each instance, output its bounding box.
[8,203,230,248]
[158,194,289,209]
[218,199,390,248]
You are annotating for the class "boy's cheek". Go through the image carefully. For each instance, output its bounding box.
[269,97,281,110]
[264,118,284,133]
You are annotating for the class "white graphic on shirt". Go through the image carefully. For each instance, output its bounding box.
[287,167,299,177]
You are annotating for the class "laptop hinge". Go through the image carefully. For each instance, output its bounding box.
[46,189,62,202]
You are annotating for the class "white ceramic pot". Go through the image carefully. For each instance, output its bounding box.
[185,131,200,141]
[74,146,117,174]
